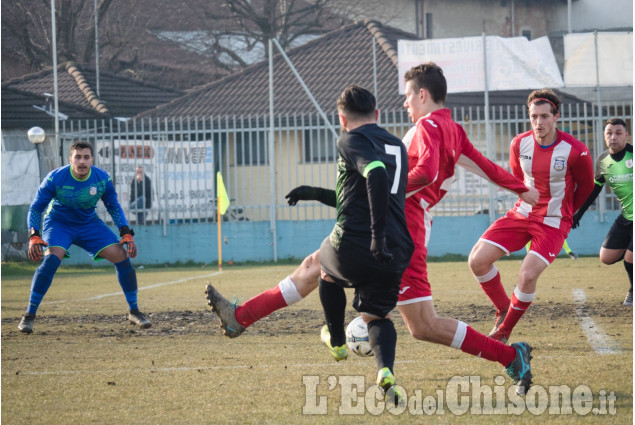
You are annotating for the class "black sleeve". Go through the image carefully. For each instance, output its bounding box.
[316,188,336,208]
[574,183,603,218]
[366,167,389,239]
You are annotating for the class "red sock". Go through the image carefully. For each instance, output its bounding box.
[235,286,288,328]
[476,267,510,312]
[458,324,516,366]
[498,288,534,334]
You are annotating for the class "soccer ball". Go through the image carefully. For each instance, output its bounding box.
[345,316,374,357]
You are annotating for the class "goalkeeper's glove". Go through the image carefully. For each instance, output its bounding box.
[119,226,137,258]
[370,236,393,265]
[28,228,48,262]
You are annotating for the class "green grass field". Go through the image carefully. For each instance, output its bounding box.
[1,257,632,424]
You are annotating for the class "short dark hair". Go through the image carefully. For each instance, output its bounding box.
[70,141,94,156]
[527,89,561,115]
[336,85,376,121]
[403,62,447,104]
[605,118,628,130]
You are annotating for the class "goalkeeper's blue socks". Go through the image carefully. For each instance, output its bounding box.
[115,258,138,310]
[26,254,62,315]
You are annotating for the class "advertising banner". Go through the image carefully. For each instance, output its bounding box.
[398,36,564,94]
[564,32,633,86]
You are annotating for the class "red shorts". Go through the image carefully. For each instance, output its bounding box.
[398,198,433,304]
[479,211,568,265]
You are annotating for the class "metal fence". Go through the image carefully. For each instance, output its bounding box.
[60,101,631,228]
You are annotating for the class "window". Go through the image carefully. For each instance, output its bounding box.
[303,129,337,163]
[235,131,267,165]
[521,29,531,40]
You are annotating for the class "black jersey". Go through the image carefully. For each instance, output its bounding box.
[325,123,413,277]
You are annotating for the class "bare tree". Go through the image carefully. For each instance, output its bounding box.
[160,0,350,73]
[2,0,117,72]
[1,0,376,88]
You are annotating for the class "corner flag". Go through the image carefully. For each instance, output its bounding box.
[217,172,230,215]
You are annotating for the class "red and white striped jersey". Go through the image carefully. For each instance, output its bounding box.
[403,108,529,210]
[510,129,594,231]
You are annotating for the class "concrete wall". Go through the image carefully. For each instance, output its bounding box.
[60,211,615,266]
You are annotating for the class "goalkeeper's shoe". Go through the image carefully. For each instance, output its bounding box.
[205,283,245,338]
[18,313,36,334]
[377,367,405,408]
[505,342,533,396]
[128,309,152,329]
[320,325,348,361]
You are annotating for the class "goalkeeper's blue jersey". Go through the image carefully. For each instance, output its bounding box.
[28,165,128,231]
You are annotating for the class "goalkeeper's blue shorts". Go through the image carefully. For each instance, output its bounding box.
[42,215,119,261]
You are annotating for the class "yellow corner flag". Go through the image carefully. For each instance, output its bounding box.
[217,172,230,215]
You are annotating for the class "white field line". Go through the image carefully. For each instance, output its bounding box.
[11,360,419,377]
[41,271,223,305]
[572,289,618,355]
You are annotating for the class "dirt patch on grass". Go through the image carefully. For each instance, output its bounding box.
[2,300,631,340]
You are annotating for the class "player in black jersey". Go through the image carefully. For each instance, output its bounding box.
[317,85,413,406]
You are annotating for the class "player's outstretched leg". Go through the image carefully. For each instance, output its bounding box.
[505,342,533,396]
[205,283,245,338]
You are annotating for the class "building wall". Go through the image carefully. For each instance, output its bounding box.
[59,211,613,266]
[550,0,633,33]
[336,0,631,39]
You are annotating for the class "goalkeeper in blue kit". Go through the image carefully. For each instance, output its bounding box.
[18,141,151,333]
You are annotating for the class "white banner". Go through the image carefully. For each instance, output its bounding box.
[398,36,564,94]
[1,150,41,206]
[564,32,633,87]
[95,140,216,221]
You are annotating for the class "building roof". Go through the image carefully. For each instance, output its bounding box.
[136,20,418,119]
[2,62,184,128]
[136,19,586,120]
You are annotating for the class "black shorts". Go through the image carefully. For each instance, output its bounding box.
[602,215,633,251]
[319,237,403,318]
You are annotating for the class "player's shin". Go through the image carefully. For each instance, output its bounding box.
[114,258,138,310]
[498,287,535,334]
[318,277,346,346]
[367,318,397,373]
[235,277,300,327]
[453,322,516,366]
[26,255,62,314]
[475,266,510,312]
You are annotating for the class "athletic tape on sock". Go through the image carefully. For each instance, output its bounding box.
[475,265,499,283]
[451,321,468,349]
[513,286,535,302]
[278,276,303,305]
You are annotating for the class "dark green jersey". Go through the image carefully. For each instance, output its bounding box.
[328,123,413,273]
[595,144,633,220]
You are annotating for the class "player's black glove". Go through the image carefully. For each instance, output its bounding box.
[285,186,320,205]
[285,186,336,207]
[370,236,393,265]
[571,212,582,229]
